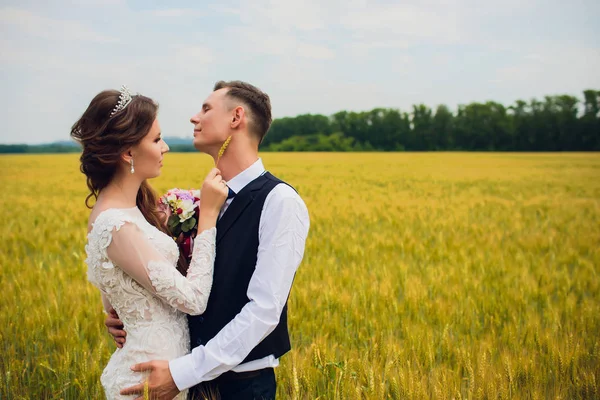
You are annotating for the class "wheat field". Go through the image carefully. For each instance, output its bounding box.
[1,152,599,399]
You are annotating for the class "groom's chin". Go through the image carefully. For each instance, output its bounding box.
[193,140,210,155]
[192,137,218,156]
[192,139,203,152]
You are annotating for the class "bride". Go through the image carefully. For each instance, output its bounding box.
[71,86,227,399]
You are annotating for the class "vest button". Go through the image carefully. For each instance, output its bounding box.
[199,316,204,323]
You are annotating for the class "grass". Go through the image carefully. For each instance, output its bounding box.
[1,152,599,399]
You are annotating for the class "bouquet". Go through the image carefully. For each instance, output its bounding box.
[159,134,232,261]
[158,188,201,260]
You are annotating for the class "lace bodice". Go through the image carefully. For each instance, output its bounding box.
[85,207,216,399]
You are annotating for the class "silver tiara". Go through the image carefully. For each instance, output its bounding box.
[109,85,133,117]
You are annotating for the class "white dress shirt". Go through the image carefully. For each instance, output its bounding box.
[169,158,310,390]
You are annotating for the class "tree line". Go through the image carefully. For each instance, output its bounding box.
[0,143,200,154]
[261,89,600,151]
[1,89,598,153]
[0,144,80,154]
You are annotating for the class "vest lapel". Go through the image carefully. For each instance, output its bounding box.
[216,173,271,244]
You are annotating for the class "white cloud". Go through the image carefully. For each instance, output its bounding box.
[226,27,298,56]
[495,46,600,85]
[209,5,241,15]
[0,0,599,144]
[169,45,216,68]
[296,43,335,60]
[221,25,335,60]
[143,8,204,18]
[70,0,125,5]
[216,0,335,59]
[252,0,327,31]
[0,7,118,43]
[340,3,462,44]
[491,45,600,103]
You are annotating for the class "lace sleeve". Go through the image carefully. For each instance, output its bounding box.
[106,222,216,315]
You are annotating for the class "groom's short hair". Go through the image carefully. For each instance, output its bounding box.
[214,80,272,143]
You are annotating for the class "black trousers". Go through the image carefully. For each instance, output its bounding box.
[189,368,276,400]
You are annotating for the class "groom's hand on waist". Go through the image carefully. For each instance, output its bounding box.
[105,308,126,348]
[120,360,179,400]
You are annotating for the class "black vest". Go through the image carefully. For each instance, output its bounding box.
[188,172,293,363]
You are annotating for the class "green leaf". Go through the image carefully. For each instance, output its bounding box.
[167,215,182,237]
[181,217,196,233]
[167,214,180,230]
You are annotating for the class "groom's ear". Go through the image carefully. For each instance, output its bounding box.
[230,106,245,129]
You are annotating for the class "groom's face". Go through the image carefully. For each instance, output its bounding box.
[191,88,232,154]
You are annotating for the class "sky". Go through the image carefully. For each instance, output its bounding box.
[1,0,599,144]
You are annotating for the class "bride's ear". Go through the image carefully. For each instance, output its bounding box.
[121,149,134,165]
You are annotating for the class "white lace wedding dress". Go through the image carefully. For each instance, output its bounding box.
[85,207,215,399]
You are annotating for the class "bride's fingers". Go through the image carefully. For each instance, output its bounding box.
[205,168,221,180]
[210,173,223,183]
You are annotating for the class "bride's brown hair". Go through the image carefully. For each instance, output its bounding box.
[70,89,168,236]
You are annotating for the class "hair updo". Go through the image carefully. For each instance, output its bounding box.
[70,89,167,234]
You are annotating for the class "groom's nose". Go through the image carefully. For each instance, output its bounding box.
[190,113,200,124]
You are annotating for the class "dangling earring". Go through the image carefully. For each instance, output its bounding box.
[130,158,135,174]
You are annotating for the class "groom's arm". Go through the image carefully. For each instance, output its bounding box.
[168,183,310,390]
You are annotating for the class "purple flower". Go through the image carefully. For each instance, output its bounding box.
[177,192,194,201]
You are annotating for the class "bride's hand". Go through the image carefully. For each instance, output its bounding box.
[200,168,228,217]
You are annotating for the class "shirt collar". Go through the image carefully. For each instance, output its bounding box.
[226,158,265,195]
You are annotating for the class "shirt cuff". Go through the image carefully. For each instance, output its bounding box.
[169,352,200,391]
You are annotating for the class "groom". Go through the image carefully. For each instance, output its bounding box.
[106,80,310,399]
